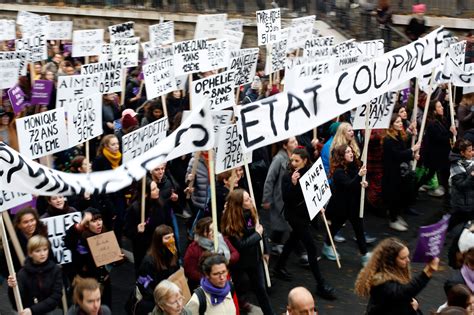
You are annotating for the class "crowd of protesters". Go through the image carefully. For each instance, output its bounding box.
[0,17,474,315]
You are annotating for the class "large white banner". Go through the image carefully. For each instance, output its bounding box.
[72,29,104,57]
[352,91,397,130]
[67,94,103,147]
[122,117,169,163]
[15,34,48,62]
[81,60,123,94]
[256,8,281,45]
[182,109,232,133]
[192,70,235,110]
[173,39,211,76]
[0,20,16,40]
[0,60,20,90]
[47,21,73,40]
[111,37,140,67]
[143,57,177,100]
[0,191,32,212]
[194,14,227,39]
[0,99,215,195]
[149,21,174,47]
[16,108,69,159]
[299,157,331,220]
[235,27,446,152]
[285,58,335,93]
[56,74,101,108]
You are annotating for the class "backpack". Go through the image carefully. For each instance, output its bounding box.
[194,282,235,315]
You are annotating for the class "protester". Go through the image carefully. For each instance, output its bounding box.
[405,4,428,41]
[67,278,112,315]
[456,94,474,138]
[150,280,190,315]
[212,170,238,226]
[102,93,121,135]
[141,100,164,127]
[355,237,439,314]
[286,287,317,315]
[41,195,77,218]
[7,235,63,315]
[437,284,474,314]
[0,108,18,151]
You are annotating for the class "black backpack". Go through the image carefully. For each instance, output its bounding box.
[193,282,235,315]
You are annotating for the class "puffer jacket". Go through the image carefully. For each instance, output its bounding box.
[186,154,209,210]
[449,151,474,212]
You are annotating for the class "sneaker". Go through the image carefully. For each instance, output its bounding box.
[389,220,408,232]
[418,185,430,192]
[273,267,293,281]
[322,243,340,261]
[334,231,346,243]
[175,209,192,219]
[316,284,337,300]
[428,187,445,197]
[353,233,377,244]
[361,252,371,267]
[396,216,408,227]
[299,254,309,266]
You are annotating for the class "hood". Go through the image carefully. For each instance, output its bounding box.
[449,151,462,163]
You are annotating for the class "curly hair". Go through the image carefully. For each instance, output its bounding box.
[355,237,411,297]
[329,122,361,159]
[221,189,258,239]
[329,144,361,178]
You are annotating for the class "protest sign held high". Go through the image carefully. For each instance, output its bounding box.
[265,37,288,75]
[8,85,28,114]
[143,57,177,100]
[192,70,235,110]
[207,39,230,71]
[143,45,174,64]
[352,91,397,130]
[228,48,259,87]
[173,39,211,76]
[72,29,104,57]
[287,15,315,50]
[81,60,123,94]
[303,35,334,60]
[284,58,335,93]
[56,74,101,108]
[299,158,332,220]
[215,124,252,174]
[15,34,48,62]
[149,21,175,47]
[87,231,123,267]
[47,21,73,40]
[100,44,112,63]
[412,214,450,263]
[109,21,135,39]
[111,37,140,67]
[448,40,467,69]
[194,14,227,39]
[0,60,20,90]
[0,20,16,40]
[0,51,30,76]
[357,39,385,62]
[31,80,54,106]
[19,14,49,38]
[223,29,244,52]
[225,19,243,32]
[256,8,281,45]
[67,94,103,147]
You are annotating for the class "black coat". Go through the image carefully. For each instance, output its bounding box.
[421,117,452,170]
[382,135,413,205]
[281,165,311,226]
[449,152,474,213]
[328,163,362,218]
[9,258,62,314]
[366,271,431,315]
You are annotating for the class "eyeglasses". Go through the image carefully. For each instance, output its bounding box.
[165,296,184,307]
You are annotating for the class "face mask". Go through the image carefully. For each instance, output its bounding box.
[163,237,177,255]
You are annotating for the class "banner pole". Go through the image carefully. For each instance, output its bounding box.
[85,141,90,168]
[2,212,25,265]
[188,74,193,110]
[235,87,240,105]
[448,82,456,143]
[207,149,219,252]
[141,177,146,223]
[321,210,341,268]
[411,79,420,148]
[120,68,126,107]
[0,214,24,312]
[359,102,371,218]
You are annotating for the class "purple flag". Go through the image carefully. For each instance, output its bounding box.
[9,196,37,215]
[7,85,27,114]
[412,214,450,263]
[31,80,53,106]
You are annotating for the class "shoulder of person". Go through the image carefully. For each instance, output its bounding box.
[101,305,112,315]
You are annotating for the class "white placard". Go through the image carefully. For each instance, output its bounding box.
[41,212,82,264]
[47,21,73,40]
[56,74,101,108]
[225,19,244,32]
[143,45,174,64]
[176,75,187,90]
[99,44,112,63]
[357,39,385,62]
[0,191,32,212]
[353,91,397,130]
[67,94,103,146]
[0,60,20,90]
[0,51,30,76]
[109,21,134,39]
[207,39,230,71]
[192,70,235,110]
[111,37,140,67]
[303,35,334,59]
[215,124,252,174]
[0,20,16,40]
[16,108,68,159]
[228,48,259,87]
[81,60,123,93]
[149,21,175,47]
[299,157,331,220]
[72,29,104,57]
[143,57,177,100]
[256,8,281,45]
[19,14,49,38]
[182,109,232,133]
[122,117,169,163]
[15,34,48,62]
[17,11,39,25]
[464,63,474,95]
[287,15,315,50]
[173,39,210,76]
[194,14,227,39]
[284,58,335,93]
[335,50,362,72]
[449,40,467,69]
[265,37,287,75]
[223,29,244,52]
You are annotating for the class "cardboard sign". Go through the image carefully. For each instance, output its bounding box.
[223,29,243,52]
[194,14,227,39]
[256,8,281,45]
[111,37,139,67]
[303,35,334,59]
[19,14,49,38]
[31,80,53,106]
[72,29,104,57]
[173,39,210,76]
[168,268,192,304]
[299,157,331,220]
[143,45,174,64]
[225,19,243,32]
[284,58,335,93]
[99,44,112,63]
[122,117,169,163]
[47,21,73,40]
[81,60,123,93]
[41,212,82,264]
[228,48,259,87]
[265,37,287,75]
[215,124,252,173]
[149,21,175,47]
[207,39,230,71]
[0,60,20,90]
[0,51,30,76]
[0,191,32,212]
[87,231,123,267]
[109,21,134,39]
[143,57,177,100]
[287,15,315,50]
[0,20,16,40]
[15,34,48,62]
[192,70,235,110]
[16,108,68,159]
[56,74,101,108]
[352,91,397,130]
[357,39,385,62]
[412,214,450,263]
[8,85,27,114]
[67,94,103,146]
[449,40,467,69]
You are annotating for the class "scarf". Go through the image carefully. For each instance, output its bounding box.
[102,147,121,169]
[195,233,231,261]
[200,277,231,306]
[461,264,474,292]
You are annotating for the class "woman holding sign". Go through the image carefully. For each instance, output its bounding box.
[355,237,439,315]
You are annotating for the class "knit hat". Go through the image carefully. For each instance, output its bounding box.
[251,76,262,90]
[121,114,138,130]
[413,3,426,13]
[122,108,137,118]
[458,228,474,253]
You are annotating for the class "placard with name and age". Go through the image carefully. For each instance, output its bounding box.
[143,57,177,100]
[111,37,140,67]
[109,21,134,40]
[215,124,252,174]
[81,60,123,93]
[194,14,227,39]
[15,34,48,62]
[173,39,211,76]
[192,70,235,110]
[256,8,281,45]
[67,93,103,146]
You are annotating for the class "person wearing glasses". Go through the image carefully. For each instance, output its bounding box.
[150,280,190,315]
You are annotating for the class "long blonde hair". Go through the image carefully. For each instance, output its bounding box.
[330,122,360,159]
[354,238,411,297]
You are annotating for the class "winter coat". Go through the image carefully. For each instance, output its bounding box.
[186,290,236,315]
[281,165,311,226]
[457,105,474,138]
[9,258,62,314]
[327,163,362,218]
[186,154,210,210]
[321,136,334,175]
[40,205,77,219]
[67,305,112,315]
[382,135,413,205]
[421,117,452,170]
[449,151,474,213]
[366,271,431,315]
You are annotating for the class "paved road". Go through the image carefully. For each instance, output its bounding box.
[0,192,455,314]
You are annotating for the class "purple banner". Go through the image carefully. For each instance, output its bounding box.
[31,80,53,106]
[7,85,27,114]
[412,214,450,263]
[9,196,37,215]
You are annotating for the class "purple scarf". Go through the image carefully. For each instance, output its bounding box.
[200,277,231,306]
[461,264,474,292]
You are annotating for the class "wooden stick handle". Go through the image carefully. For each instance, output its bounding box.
[448,82,456,144]
[411,79,419,148]
[321,211,341,269]
[207,149,219,253]
[140,177,146,223]
[3,212,25,265]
